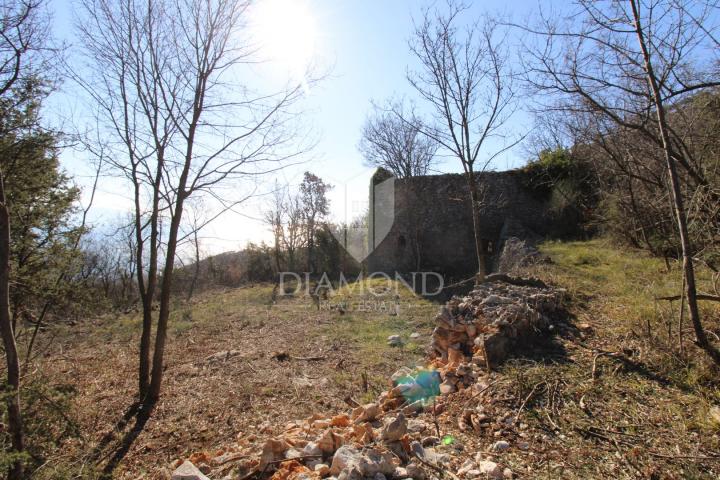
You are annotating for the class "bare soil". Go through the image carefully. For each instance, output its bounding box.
[33,285,434,478]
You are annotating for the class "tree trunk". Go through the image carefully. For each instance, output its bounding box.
[0,173,24,479]
[466,170,486,280]
[306,222,314,275]
[138,301,153,400]
[272,225,282,274]
[147,204,184,403]
[631,0,720,365]
[136,150,163,400]
[147,114,196,403]
[135,205,154,400]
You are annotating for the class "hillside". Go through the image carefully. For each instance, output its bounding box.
[28,239,720,479]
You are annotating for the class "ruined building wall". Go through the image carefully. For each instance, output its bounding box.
[366,170,555,278]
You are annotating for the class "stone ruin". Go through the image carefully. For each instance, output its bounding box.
[171,276,566,480]
[366,169,573,279]
[494,237,547,274]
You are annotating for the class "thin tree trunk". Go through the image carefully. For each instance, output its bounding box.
[135,183,152,400]
[0,172,23,479]
[678,274,686,357]
[466,169,486,280]
[147,99,198,402]
[631,0,720,365]
[306,222,314,275]
[137,151,163,401]
[147,208,183,403]
[273,224,282,274]
[138,302,152,400]
[628,177,657,256]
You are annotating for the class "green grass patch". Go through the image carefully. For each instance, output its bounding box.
[322,278,437,370]
[530,238,720,390]
[83,284,276,340]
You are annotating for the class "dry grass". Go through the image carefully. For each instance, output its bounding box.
[22,239,720,479]
[487,239,720,479]
[26,281,436,479]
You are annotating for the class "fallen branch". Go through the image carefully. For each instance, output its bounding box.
[442,276,476,290]
[545,409,561,431]
[514,381,544,425]
[290,355,326,361]
[656,294,720,302]
[591,351,624,382]
[412,451,460,480]
[265,454,322,466]
[482,273,547,288]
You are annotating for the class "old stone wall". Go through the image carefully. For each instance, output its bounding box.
[366,170,555,278]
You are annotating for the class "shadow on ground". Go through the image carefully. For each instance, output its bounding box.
[88,400,155,479]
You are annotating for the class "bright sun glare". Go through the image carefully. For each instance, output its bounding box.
[252,0,318,81]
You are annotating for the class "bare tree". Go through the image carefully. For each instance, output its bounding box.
[266,186,284,274]
[265,182,306,273]
[359,99,437,178]
[407,1,518,278]
[75,0,172,401]
[76,0,309,405]
[182,199,207,301]
[521,0,720,364]
[300,172,331,274]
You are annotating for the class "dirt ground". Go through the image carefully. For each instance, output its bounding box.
[32,283,436,478]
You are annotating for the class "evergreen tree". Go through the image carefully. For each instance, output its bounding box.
[0,78,84,474]
[0,79,83,332]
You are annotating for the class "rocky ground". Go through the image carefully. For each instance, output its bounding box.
[167,263,720,480]
[166,275,571,480]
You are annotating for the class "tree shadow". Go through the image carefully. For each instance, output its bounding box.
[100,403,155,478]
[87,402,141,463]
[486,309,577,369]
[88,400,156,479]
[503,329,573,366]
[502,311,692,392]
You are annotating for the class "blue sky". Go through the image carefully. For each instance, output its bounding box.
[48,0,540,254]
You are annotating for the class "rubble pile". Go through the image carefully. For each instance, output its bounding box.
[495,237,545,273]
[171,276,566,480]
[171,400,450,480]
[430,276,564,373]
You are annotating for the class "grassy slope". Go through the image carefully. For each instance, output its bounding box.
[536,239,719,391]
[25,240,720,479]
[498,239,720,479]
[317,277,438,402]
